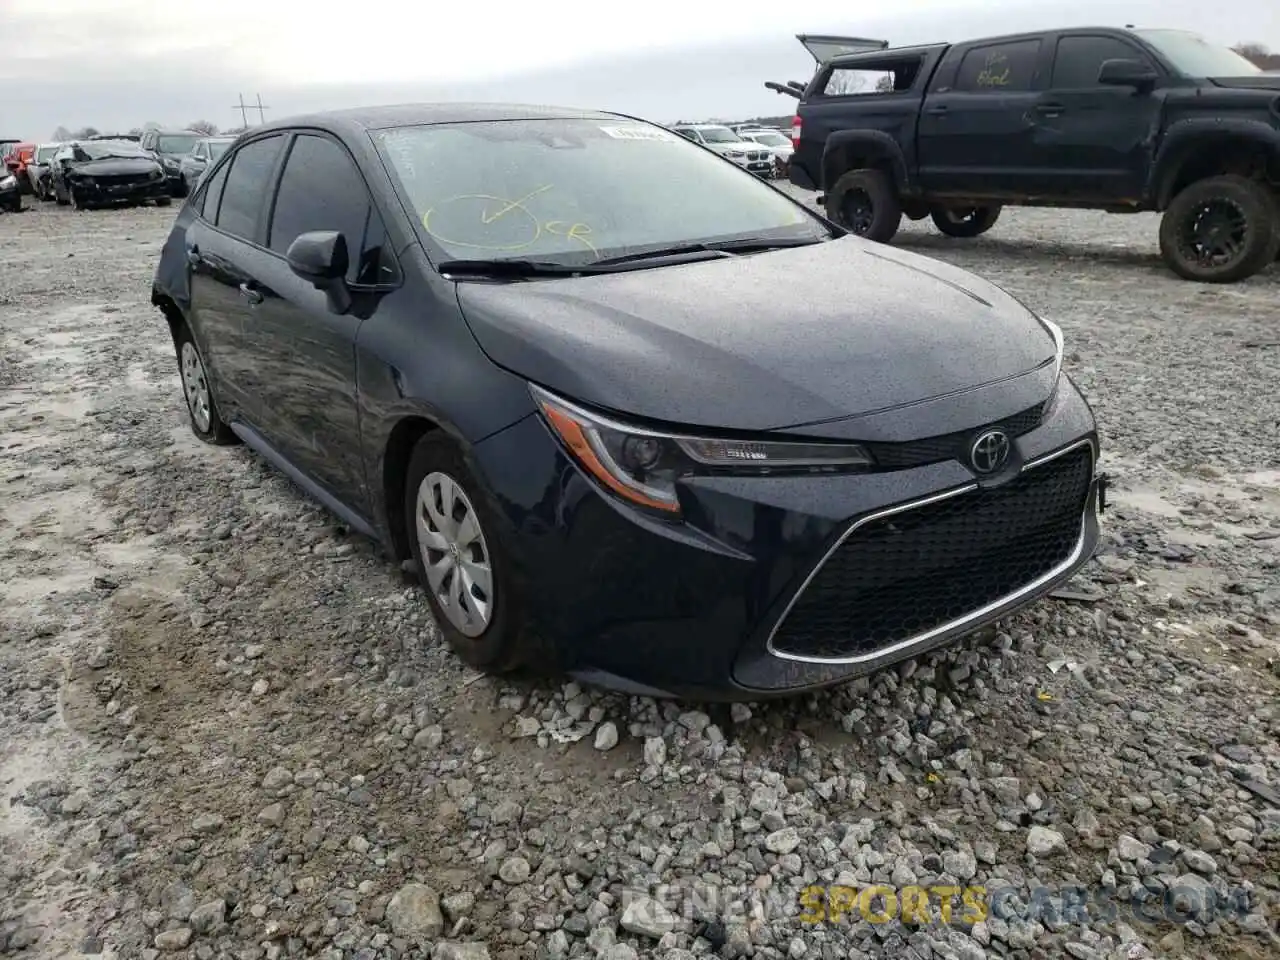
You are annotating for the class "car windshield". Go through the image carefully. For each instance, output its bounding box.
[208,140,232,159]
[35,145,59,161]
[78,141,147,160]
[696,127,743,144]
[157,134,200,154]
[747,131,790,147]
[374,117,828,266]
[1135,29,1262,76]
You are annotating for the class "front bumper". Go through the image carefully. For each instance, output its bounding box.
[72,177,170,205]
[471,376,1102,699]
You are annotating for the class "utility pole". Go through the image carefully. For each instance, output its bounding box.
[231,93,271,128]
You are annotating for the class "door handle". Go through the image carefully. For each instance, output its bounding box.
[238,283,264,306]
[185,247,201,266]
[1033,102,1065,118]
[925,104,949,116]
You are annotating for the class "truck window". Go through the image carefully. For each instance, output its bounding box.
[821,56,924,96]
[954,40,1042,92]
[1051,36,1152,87]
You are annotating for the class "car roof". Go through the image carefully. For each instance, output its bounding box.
[248,102,623,136]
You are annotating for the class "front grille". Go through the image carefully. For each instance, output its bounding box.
[864,400,1047,470]
[770,443,1092,661]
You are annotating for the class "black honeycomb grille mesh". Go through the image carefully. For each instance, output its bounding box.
[772,444,1092,660]
[864,400,1047,470]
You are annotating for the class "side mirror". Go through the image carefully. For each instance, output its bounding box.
[286,231,352,315]
[1097,58,1158,90]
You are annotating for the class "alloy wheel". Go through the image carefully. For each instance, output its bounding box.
[840,189,875,235]
[415,472,494,637]
[1178,198,1248,269]
[180,341,212,432]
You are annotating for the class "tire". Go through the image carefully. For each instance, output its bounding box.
[1158,175,1280,283]
[54,183,69,206]
[156,197,172,207]
[70,186,92,211]
[404,434,527,674]
[825,169,902,242]
[931,205,1002,238]
[173,322,238,445]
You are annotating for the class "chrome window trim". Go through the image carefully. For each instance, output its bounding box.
[765,437,1098,665]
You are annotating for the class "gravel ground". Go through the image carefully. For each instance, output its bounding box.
[0,194,1277,960]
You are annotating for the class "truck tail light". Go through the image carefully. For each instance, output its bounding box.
[790,116,802,149]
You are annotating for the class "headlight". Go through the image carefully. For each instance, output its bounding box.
[725,149,746,158]
[531,385,873,517]
[1038,316,1065,382]
[162,156,179,169]
[150,169,164,180]
[0,175,14,189]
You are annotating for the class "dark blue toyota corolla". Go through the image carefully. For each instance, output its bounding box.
[152,103,1104,699]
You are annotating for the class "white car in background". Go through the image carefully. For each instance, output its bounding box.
[668,123,775,178]
[27,143,62,201]
[734,126,794,176]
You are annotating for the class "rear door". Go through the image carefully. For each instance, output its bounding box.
[185,133,288,425]
[249,131,389,510]
[916,36,1049,197]
[1028,32,1165,201]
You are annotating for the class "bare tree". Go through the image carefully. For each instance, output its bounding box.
[52,126,73,141]
[221,125,247,136]
[1232,43,1280,70]
[127,128,144,137]
[188,120,219,136]
[73,126,100,139]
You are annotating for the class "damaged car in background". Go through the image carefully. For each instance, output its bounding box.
[50,139,171,210]
[152,104,1105,699]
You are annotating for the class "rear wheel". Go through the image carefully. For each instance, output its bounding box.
[1158,175,1279,283]
[825,169,902,243]
[174,323,237,445]
[931,205,1002,238]
[156,197,172,207]
[404,434,528,674]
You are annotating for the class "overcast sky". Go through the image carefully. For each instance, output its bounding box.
[3,0,1277,139]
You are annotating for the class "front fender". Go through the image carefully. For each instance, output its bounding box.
[1150,118,1280,208]
[821,130,911,193]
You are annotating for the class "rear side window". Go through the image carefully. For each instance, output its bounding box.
[267,134,372,283]
[822,57,924,96]
[215,134,285,241]
[1052,36,1152,87]
[198,161,230,221]
[955,40,1042,92]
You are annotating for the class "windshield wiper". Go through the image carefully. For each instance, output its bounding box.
[591,235,828,266]
[437,259,598,278]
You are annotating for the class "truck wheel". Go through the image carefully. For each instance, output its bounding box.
[1159,175,1280,283]
[825,169,902,243]
[931,205,1002,238]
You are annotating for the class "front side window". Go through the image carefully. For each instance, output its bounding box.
[374,117,827,266]
[215,135,285,240]
[268,134,372,283]
[198,161,230,221]
[955,40,1042,92]
[1052,36,1152,87]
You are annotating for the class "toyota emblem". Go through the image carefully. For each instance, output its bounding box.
[969,430,1011,475]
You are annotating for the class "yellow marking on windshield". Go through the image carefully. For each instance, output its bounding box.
[479,184,553,224]
[422,187,598,256]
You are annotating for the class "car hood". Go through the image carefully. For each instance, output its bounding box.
[455,237,1058,435]
[69,157,159,176]
[1208,75,1280,91]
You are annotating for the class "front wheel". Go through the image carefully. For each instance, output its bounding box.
[1158,175,1280,283]
[931,205,1002,238]
[404,434,529,674]
[54,182,69,206]
[155,197,172,207]
[824,169,902,243]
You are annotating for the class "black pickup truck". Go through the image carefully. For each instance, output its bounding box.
[774,28,1280,283]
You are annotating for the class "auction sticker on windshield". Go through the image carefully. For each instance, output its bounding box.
[597,125,679,142]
